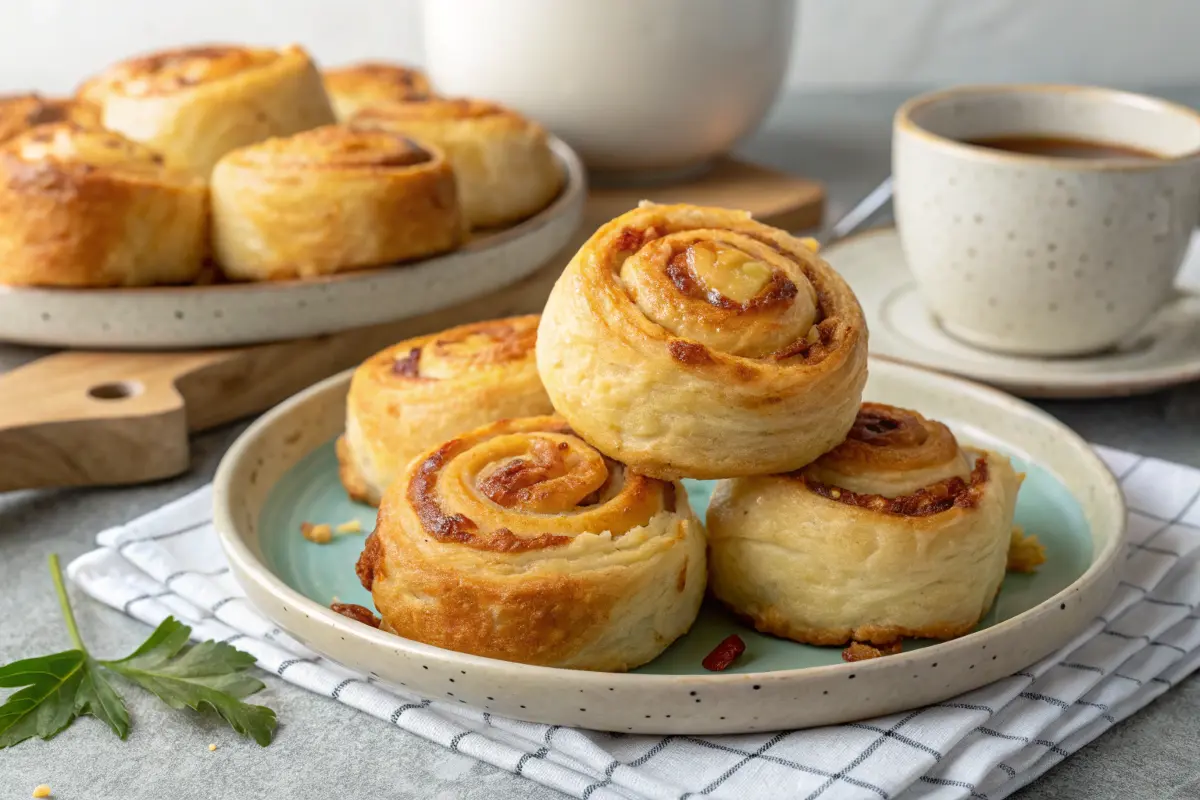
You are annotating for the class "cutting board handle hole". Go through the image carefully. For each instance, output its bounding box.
[87,381,142,401]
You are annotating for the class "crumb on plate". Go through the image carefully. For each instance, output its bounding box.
[336,519,363,534]
[1007,526,1047,573]
[32,786,51,799]
[208,743,218,752]
[301,522,333,544]
[842,640,902,662]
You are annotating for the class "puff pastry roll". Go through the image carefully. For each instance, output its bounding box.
[536,202,869,480]
[0,123,207,287]
[337,315,555,506]
[211,125,464,280]
[78,44,335,174]
[352,98,561,228]
[356,415,706,671]
[708,403,1023,647]
[323,61,433,121]
[0,94,101,144]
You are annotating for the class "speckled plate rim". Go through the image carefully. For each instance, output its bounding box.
[213,358,1125,734]
[0,136,586,350]
[823,227,1200,398]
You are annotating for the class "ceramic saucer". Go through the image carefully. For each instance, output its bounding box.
[822,227,1200,398]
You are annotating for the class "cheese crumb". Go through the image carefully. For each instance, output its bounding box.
[1007,526,1047,573]
[335,519,362,534]
[32,786,51,799]
[208,743,218,752]
[301,522,333,544]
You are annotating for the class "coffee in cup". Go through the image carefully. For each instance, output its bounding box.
[893,84,1200,357]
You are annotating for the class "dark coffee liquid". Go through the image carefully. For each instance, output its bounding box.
[965,135,1164,160]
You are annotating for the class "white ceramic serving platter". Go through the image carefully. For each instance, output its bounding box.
[823,228,1200,398]
[0,137,585,351]
[213,358,1125,735]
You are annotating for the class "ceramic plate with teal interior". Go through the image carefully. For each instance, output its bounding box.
[214,359,1125,734]
[260,445,1093,675]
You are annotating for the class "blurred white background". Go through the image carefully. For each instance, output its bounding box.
[2,0,1199,95]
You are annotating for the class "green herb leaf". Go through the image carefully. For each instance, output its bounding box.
[103,617,277,746]
[0,554,277,750]
[0,649,129,748]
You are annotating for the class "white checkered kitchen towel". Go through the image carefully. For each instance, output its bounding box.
[66,444,1200,800]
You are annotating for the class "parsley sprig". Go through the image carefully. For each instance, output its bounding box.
[0,554,277,748]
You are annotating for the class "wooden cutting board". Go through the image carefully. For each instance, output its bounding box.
[0,159,823,491]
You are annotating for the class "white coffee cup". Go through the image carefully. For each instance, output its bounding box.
[893,85,1200,357]
[420,0,795,180]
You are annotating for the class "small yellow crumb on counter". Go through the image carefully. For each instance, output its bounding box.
[301,522,333,544]
[1007,526,1048,573]
[32,785,51,799]
[335,519,362,534]
[208,743,218,752]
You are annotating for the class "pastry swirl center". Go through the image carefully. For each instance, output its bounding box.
[686,242,775,304]
[617,230,820,359]
[476,435,609,513]
[803,403,972,498]
[406,418,674,553]
[400,322,535,380]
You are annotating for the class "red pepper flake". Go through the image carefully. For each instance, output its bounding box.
[702,634,746,671]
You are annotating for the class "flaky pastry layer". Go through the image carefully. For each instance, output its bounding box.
[0,123,207,286]
[351,98,562,228]
[78,44,336,175]
[337,315,554,505]
[357,415,706,671]
[211,125,464,279]
[536,202,869,480]
[708,404,1023,646]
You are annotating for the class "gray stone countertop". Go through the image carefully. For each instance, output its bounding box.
[2,86,1199,799]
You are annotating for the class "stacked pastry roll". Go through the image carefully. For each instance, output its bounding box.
[211,125,465,279]
[534,202,1030,660]
[341,314,703,671]
[0,123,207,286]
[536,202,870,478]
[78,44,336,175]
[356,415,705,671]
[352,98,563,228]
[343,202,1031,670]
[707,403,1026,656]
[337,315,553,506]
[2,48,566,288]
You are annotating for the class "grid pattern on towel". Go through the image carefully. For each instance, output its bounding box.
[66,444,1200,800]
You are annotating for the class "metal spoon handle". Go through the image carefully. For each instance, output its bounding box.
[818,176,894,247]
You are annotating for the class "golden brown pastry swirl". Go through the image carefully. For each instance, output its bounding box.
[337,315,554,506]
[352,98,562,228]
[323,61,433,120]
[211,125,465,280]
[358,415,706,671]
[536,202,869,480]
[707,403,1023,647]
[0,123,206,286]
[0,94,102,144]
[801,402,974,502]
[78,44,336,174]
